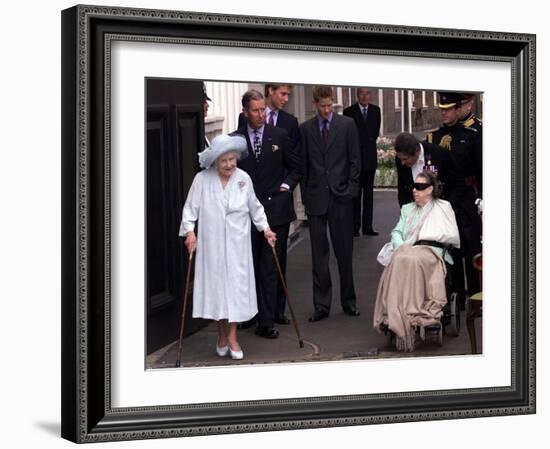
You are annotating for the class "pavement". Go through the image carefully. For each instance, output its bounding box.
[147,189,481,370]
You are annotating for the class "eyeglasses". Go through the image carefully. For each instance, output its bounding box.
[413,182,431,191]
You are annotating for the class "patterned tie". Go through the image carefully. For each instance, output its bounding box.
[268,110,275,126]
[322,119,329,145]
[253,129,262,160]
[362,107,368,120]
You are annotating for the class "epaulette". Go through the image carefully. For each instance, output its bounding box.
[462,117,476,128]
[463,126,478,133]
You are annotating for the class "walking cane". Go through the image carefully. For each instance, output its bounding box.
[270,245,304,348]
[175,250,194,368]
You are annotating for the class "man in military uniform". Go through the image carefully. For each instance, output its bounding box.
[427,91,482,302]
[458,93,483,196]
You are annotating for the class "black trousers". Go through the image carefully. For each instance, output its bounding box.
[308,196,356,313]
[353,169,376,233]
[449,190,482,298]
[251,223,289,328]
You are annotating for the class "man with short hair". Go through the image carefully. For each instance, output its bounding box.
[235,89,302,338]
[458,93,483,196]
[427,92,479,180]
[394,132,459,206]
[427,92,482,300]
[343,87,381,236]
[238,84,300,326]
[299,86,361,322]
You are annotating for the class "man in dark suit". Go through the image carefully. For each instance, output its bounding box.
[237,85,300,325]
[299,86,361,322]
[394,132,460,207]
[236,89,302,338]
[343,87,381,236]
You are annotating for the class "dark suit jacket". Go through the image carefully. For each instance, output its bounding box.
[396,142,461,207]
[343,103,381,171]
[299,114,361,216]
[236,124,302,227]
[238,109,300,152]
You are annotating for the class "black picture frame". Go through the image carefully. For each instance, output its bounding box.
[61,4,536,443]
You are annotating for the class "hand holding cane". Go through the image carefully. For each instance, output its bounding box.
[270,243,304,348]
[175,248,194,368]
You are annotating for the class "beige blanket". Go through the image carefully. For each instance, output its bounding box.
[373,245,447,351]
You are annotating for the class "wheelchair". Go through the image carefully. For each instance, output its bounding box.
[382,240,462,350]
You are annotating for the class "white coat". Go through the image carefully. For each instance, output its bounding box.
[179,167,269,322]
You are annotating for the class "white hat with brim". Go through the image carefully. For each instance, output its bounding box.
[198,134,248,169]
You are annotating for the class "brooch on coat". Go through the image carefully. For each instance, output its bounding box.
[272,145,279,152]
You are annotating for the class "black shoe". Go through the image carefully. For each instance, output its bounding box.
[343,305,360,316]
[353,230,360,237]
[255,326,280,339]
[309,310,329,322]
[363,229,379,236]
[238,317,257,330]
[275,314,291,325]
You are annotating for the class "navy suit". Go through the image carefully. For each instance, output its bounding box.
[239,109,300,153]
[238,110,301,319]
[236,124,302,329]
[343,102,381,233]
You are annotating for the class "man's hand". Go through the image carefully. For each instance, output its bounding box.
[263,229,277,247]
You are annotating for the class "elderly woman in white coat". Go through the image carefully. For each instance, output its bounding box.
[179,134,276,360]
[373,170,460,351]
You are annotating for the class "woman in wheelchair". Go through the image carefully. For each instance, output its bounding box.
[373,170,460,351]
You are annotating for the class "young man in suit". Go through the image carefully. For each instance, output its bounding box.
[236,89,302,338]
[343,87,381,236]
[299,86,361,322]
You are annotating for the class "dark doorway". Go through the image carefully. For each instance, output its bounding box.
[146,78,206,354]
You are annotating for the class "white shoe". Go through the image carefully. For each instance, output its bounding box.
[216,345,229,357]
[229,347,244,360]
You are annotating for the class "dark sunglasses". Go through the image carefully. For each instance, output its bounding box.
[413,182,431,191]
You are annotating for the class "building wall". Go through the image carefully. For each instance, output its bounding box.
[205,81,481,140]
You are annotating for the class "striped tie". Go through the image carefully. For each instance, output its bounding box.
[253,130,261,159]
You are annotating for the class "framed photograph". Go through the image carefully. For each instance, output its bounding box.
[61,4,535,443]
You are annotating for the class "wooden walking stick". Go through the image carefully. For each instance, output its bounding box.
[270,245,304,348]
[175,251,194,368]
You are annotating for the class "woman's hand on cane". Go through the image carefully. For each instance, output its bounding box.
[263,228,277,247]
[184,231,197,255]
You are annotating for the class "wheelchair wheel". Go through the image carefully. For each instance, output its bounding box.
[437,324,444,346]
[446,292,461,337]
